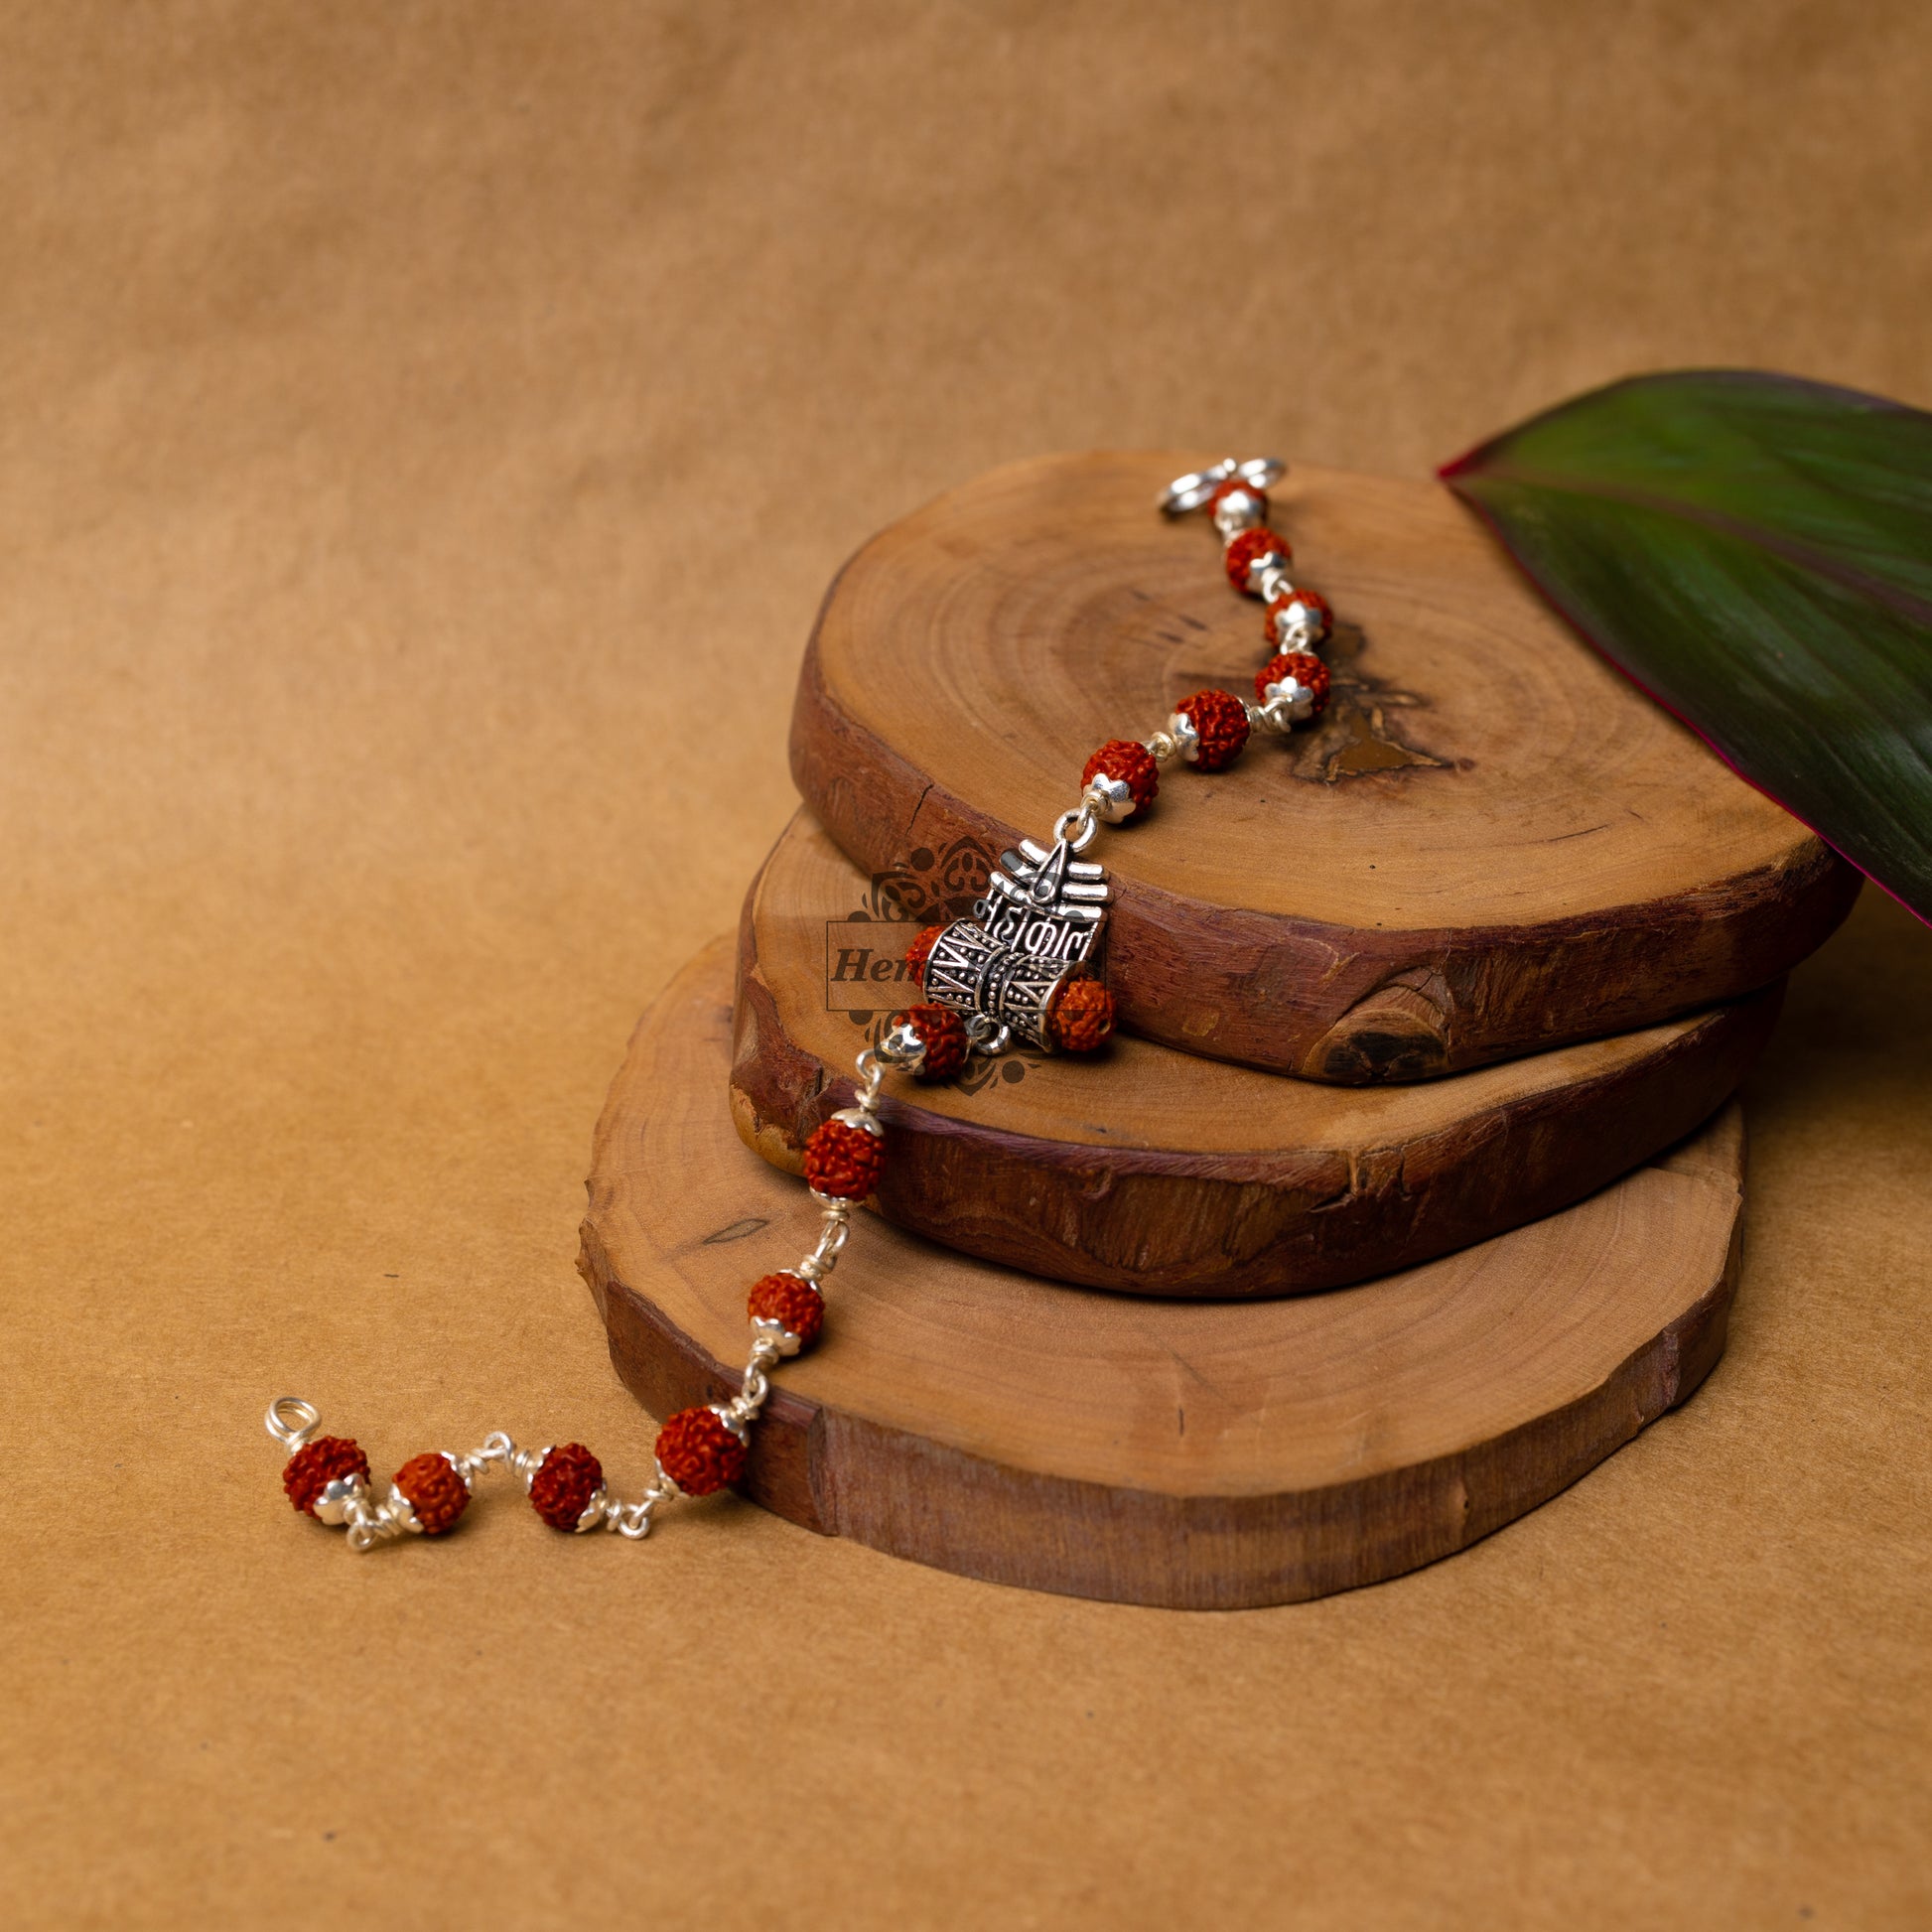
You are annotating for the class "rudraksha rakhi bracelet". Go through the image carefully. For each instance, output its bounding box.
[266,457,1341,1553]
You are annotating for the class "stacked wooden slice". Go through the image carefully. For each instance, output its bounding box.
[581,454,1859,1608]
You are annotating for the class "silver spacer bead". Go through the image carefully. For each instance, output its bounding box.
[383,1483,426,1534]
[1258,672,1320,724]
[874,1020,928,1073]
[753,1313,803,1358]
[1166,709,1202,764]
[1083,772,1136,824]
[311,1475,366,1527]
[1211,485,1267,538]
[1268,591,1327,651]
[1143,729,1179,765]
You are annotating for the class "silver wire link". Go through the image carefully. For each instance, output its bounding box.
[344,1506,407,1552]
[796,1195,852,1284]
[1051,800,1102,852]
[850,1046,886,1112]
[609,1471,679,1539]
[726,1366,771,1428]
[447,1430,517,1487]
[265,1397,320,1451]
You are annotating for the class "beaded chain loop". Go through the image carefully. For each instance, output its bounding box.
[266,457,1341,1554]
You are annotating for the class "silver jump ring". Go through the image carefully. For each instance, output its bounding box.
[1051,805,1100,853]
[1159,456,1286,516]
[265,1396,320,1449]
[963,1013,1011,1056]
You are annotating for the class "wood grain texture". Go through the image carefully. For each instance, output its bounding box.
[789,451,1860,1082]
[731,810,1778,1297]
[582,937,1748,1609]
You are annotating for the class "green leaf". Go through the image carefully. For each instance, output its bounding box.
[1442,369,1932,922]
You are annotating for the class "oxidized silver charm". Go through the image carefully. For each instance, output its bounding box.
[920,831,1111,1053]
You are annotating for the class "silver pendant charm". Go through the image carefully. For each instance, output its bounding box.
[920,832,1110,1053]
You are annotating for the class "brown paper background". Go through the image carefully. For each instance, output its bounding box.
[5,4,1929,1926]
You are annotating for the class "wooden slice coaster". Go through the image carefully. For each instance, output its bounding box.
[789,451,1857,1082]
[581,937,1747,1609]
[728,811,1777,1299]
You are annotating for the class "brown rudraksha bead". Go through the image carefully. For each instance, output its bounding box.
[529,1443,605,1531]
[1081,739,1159,816]
[1173,688,1251,771]
[748,1271,826,1349]
[654,1407,748,1497]
[1223,526,1291,595]
[802,1118,887,1199]
[283,1436,370,1516]
[904,923,947,988]
[391,1450,470,1535]
[1047,977,1117,1054]
[1257,651,1331,719]
[901,1002,968,1080]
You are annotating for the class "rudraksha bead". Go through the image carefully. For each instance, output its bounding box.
[1224,527,1292,595]
[901,1001,968,1080]
[283,1436,370,1516]
[748,1271,826,1349]
[904,923,947,988]
[1265,586,1333,648]
[528,1443,605,1531]
[802,1118,888,1199]
[1081,739,1159,816]
[654,1407,748,1496]
[391,1451,470,1535]
[1257,650,1331,719]
[1173,689,1251,771]
[1048,977,1117,1054]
